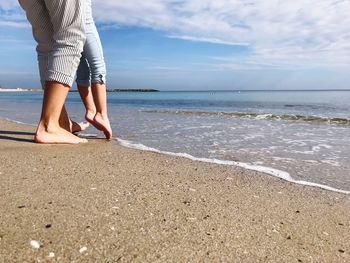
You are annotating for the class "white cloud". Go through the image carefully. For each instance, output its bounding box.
[0,0,28,28]
[0,0,19,10]
[167,35,250,46]
[93,0,350,69]
[0,20,28,28]
[2,0,350,69]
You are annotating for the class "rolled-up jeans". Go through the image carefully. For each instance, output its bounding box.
[76,0,106,87]
[18,0,86,88]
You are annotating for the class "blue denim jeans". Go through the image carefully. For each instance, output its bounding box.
[76,0,106,87]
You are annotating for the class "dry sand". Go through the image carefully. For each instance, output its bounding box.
[0,119,349,262]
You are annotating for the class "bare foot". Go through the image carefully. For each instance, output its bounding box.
[35,122,88,144]
[71,120,90,133]
[93,113,112,140]
[85,110,103,131]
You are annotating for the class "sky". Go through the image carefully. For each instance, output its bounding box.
[1,0,350,90]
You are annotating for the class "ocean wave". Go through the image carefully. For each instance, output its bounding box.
[142,109,350,125]
[2,117,36,126]
[116,138,350,195]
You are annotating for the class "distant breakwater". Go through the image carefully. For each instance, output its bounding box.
[69,89,160,93]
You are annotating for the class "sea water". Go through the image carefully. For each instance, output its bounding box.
[1,90,350,193]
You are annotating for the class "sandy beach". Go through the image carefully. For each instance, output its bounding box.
[0,119,349,262]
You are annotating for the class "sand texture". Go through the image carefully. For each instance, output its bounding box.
[0,119,349,262]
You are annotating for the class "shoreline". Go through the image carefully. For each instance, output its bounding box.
[0,89,41,92]
[0,119,349,262]
[117,138,350,195]
[3,116,349,195]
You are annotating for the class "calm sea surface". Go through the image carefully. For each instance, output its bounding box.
[1,90,350,193]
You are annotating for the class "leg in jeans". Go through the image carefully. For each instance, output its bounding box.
[91,82,112,139]
[76,0,112,139]
[76,57,99,129]
[77,59,111,138]
[19,0,87,144]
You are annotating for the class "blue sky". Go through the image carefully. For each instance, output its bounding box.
[1,0,350,90]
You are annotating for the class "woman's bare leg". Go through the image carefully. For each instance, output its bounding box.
[77,85,99,126]
[91,83,112,139]
[71,120,90,133]
[77,85,109,133]
[35,81,88,144]
[19,0,87,143]
[59,105,71,131]
[59,104,90,133]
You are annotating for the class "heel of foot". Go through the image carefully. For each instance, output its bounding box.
[93,114,112,140]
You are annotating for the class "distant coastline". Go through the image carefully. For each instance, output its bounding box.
[0,88,160,93]
[2,88,350,93]
[0,88,42,92]
[108,88,159,92]
[69,88,159,93]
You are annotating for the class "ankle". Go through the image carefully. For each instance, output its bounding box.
[95,111,108,119]
[37,120,60,133]
[87,107,96,114]
[86,108,96,117]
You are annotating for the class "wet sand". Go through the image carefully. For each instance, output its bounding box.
[0,119,349,262]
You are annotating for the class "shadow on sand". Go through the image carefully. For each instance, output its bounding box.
[0,130,35,143]
[0,130,108,143]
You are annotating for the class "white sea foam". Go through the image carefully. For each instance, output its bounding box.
[282,139,308,147]
[304,160,319,164]
[3,117,36,126]
[321,160,341,167]
[291,150,315,155]
[242,134,265,140]
[272,157,294,162]
[255,114,273,120]
[79,133,99,138]
[312,144,333,152]
[116,138,350,195]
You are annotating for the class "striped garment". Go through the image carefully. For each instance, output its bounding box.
[18,0,86,88]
